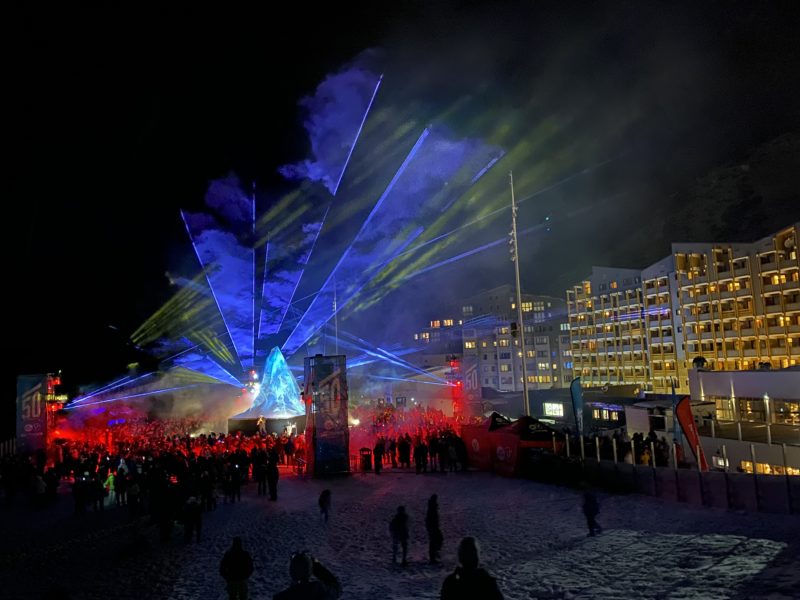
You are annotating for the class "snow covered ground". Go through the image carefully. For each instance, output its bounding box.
[1,469,798,600]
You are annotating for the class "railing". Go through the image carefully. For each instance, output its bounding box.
[526,433,799,515]
[0,438,15,457]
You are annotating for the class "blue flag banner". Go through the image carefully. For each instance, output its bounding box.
[569,377,584,438]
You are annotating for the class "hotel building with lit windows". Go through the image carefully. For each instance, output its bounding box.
[675,222,800,375]
[566,267,649,391]
[566,222,800,394]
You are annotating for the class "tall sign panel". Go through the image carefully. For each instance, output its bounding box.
[16,374,47,453]
[303,354,350,476]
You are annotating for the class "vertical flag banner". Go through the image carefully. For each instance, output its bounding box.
[675,396,708,471]
[570,377,585,438]
[17,375,48,453]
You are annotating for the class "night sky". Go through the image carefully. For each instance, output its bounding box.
[7,2,800,434]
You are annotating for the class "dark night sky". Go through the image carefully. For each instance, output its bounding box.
[6,2,800,432]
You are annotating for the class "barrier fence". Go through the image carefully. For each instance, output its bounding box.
[0,438,15,458]
[525,434,799,516]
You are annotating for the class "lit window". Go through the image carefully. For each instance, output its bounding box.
[443,319,454,327]
[499,364,511,372]
[521,301,533,312]
[431,320,441,328]
[610,281,618,289]
[464,341,476,349]
[462,305,473,316]
[481,341,488,348]
[610,411,619,421]
[543,403,564,417]
[498,339,510,347]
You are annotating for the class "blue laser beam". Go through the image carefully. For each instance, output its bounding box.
[65,384,206,410]
[275,205,330,335]
[257,239,270,341]
[367,374,454,387]
[389,155,620,265]
[338,330,448,383]
[282,129,430,356]
[71,372,156,405]
[181,210,243,372]
[332,74,383,196]
[402,222,547,281]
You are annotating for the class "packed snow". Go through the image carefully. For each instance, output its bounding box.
[1,469,798,599]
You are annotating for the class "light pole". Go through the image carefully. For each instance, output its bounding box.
[509,171,530,417]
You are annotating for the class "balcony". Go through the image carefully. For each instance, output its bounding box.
[788,324,800,334]
[786,302,800,313]
[762,283,782,295]
[759,262,779,275]
[765,304,783,314]
[734,266,750,277]
[743,348,758,357]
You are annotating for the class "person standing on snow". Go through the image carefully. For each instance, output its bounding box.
[426,494,444,564]
[220,536,254,600]
[390,506,410,566]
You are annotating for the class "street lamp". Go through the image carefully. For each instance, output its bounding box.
[509,171,530,417]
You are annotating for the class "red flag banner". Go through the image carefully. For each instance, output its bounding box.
[675,396,708,471]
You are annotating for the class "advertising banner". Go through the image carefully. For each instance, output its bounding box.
[674,396,708,471]
[16,374,47,453]
[569,377,584,438]
[304,354,350,476]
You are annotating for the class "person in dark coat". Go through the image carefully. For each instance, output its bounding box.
[414,440,428,474]
[582,490,602,536]
[255,455,268,497]
[267,450,280,501]
[373,438,385,475]
[220,536,254,600]
[441,537,503,600]
[390,506,410,566]
[319,489,332,523]
[183,496,202,542]
[425,494,444,564]
[273,551,341,600]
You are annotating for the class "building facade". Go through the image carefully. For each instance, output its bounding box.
[566,222,800,394]
[566,267,649,391]
[460,285,570,393]
[675,222,800,374]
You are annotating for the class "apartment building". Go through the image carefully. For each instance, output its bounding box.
[675,222,800,373]
[459,285,570,393]
[566,222,800,394]
[566,267,649,391]
[642,256,687,394]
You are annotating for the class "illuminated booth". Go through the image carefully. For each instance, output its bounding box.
[462,412,560,476]
[304,354,350,476]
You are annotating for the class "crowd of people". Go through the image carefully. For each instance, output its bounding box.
[349,404,472,474]
[0,417,305,532]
